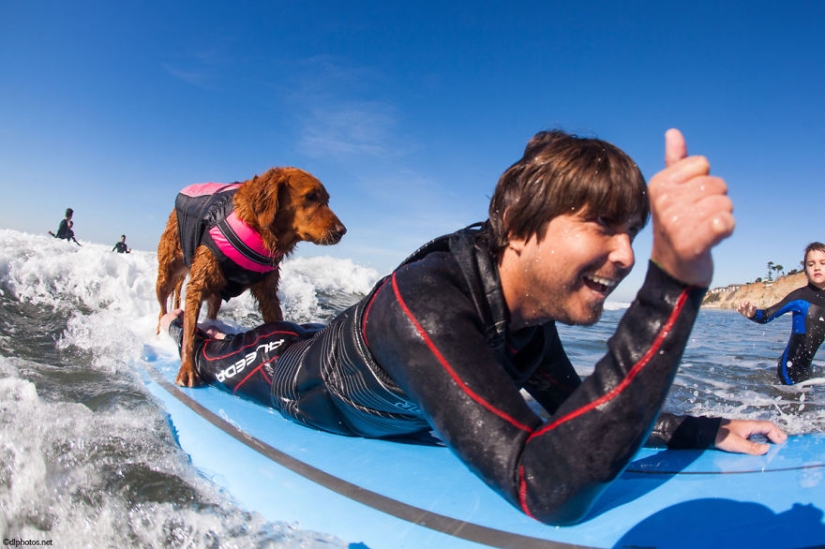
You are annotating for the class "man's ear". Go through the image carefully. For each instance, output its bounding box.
[507,236,526,254]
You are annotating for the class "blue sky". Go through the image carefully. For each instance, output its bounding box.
[2,1,823,301]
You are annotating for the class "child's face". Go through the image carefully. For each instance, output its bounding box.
[804,249,825,290]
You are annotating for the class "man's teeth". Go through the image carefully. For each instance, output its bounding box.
[586,275,616,291]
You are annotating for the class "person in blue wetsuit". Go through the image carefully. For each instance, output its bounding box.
[738,242,825,385]
[162,129,786,526]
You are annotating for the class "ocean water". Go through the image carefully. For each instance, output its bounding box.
[2,228,823,548]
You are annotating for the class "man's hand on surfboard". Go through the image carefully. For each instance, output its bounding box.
[714,419,788,455]
[161,309,227,340]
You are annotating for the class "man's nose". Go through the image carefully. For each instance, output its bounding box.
[610,233,635,269]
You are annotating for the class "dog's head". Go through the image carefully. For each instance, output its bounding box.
[234,167,346,253]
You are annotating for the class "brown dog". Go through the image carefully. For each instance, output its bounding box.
[156,167,346,387]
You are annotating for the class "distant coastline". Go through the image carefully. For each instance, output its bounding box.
[702,272,808,310]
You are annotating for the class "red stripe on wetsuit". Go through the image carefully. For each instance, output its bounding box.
[199,326,298,395]
[388,272,534,432]
[373,270,691,521]
[517,287,692,518]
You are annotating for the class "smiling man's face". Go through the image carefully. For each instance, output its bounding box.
[501,209,642,329]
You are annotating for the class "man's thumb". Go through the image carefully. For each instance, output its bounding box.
[664,128,687,168]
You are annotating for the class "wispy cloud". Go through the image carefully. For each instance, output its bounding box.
[161,44,233,90]
[284,56,486,271]
[161,63,216,89]
[298,102,396,159]
[287,56,403,162]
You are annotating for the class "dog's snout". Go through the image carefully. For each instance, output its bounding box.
[320,221,346,245]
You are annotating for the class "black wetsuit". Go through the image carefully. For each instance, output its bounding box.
[51,219,80,245]
[747,283,825,384]
[168,224,721,525]
[113,242,130,253]
[55,219,71,240]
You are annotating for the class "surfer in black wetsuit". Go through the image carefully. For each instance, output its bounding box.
[162,129,786,525]
[738,242,825,385]
[49,208,81,246]
[113,235,131,253]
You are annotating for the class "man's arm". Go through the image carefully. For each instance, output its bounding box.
[522,328,582,415]
[366,251,714,525]
[371,253,716,525]
[643,130,786,453]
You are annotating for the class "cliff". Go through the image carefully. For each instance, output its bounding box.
[702,272,808,310]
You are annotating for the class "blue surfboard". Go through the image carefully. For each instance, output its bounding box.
[140,351,825,549]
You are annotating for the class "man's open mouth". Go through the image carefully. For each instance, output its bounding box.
[584,275,616,294]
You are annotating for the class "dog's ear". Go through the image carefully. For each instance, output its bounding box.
[255,168,285,230]
[236,168,284,232]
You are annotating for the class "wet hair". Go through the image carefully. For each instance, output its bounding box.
[487,130,649,258]
[65,208,74,218]
[804,242,825,264]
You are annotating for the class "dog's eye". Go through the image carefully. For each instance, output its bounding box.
[305,192,318,202]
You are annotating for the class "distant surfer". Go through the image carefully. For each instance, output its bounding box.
[738,241,825,385]
[113,234,131,253]
[162,129,786,526]
[49,208,81,246]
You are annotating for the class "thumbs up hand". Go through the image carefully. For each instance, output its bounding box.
[648,129,734,288]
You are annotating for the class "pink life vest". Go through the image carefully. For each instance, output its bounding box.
[175,183,282,300]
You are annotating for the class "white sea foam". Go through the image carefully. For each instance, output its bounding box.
[0,355,346,548]
[0,229,370,547]
[0,228,380,360]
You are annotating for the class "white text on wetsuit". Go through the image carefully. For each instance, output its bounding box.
[215,339,285,382]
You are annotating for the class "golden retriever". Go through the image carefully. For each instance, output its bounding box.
[156,167,346,387]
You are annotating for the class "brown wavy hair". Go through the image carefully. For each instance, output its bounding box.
[487,130,649,259]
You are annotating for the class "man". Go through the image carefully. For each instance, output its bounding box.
[163,129,785,525]
[49,208,81,245]
[113,235,131,253]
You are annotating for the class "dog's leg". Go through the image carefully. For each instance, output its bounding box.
[157,268,187,334]
[175,248,227,387]
[156,283,171,335]
[176,284,204,387]
[156,256,172,334]
[156,211,186,334]
[157,275,173,334]
[206,293,222,320]
[251,270,284,323]
[173,278,184,310]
